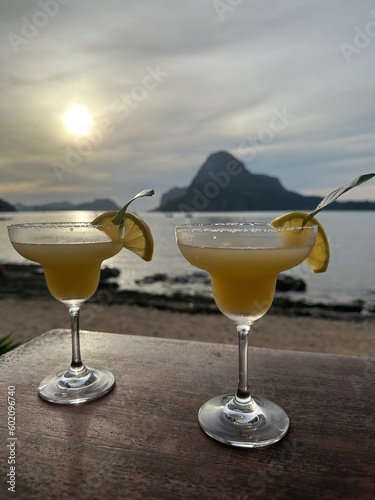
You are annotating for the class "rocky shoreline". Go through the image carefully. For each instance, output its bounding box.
[0,263,372,321]
[107,289,369,321]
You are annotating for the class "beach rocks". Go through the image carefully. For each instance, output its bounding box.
[0,263,47,297]
[276,275,306,292]
[0,263,371,320]
[135,272,210,287]
[135,271,306,292]
[0,263,119,298]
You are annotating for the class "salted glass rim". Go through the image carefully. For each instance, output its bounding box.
[175,222,317,233]
[8,222,111,230]
[7,221,122,245]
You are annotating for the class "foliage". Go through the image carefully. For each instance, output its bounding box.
[0,335,21,356]
[303,173,375,226]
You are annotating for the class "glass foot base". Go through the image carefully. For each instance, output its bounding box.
[198,394,289,448]
[38,367,116,404]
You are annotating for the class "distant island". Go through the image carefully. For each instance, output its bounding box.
[155,151,375,212]
[11,198,119,212]
[0,199,16,212]
[1,152,374,213]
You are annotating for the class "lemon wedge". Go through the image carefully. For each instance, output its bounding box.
[270,211,330,273]
[92,211,154,261]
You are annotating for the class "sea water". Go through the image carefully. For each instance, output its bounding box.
[1,210,375,313]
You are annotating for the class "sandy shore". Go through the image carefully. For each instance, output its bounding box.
[2,296,375,356]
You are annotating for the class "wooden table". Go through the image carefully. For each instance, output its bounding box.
[0,330,374,499]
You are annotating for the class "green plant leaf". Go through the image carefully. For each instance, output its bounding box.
[302,173,375,226]
[111,188,154,225]
[0,334,21,356]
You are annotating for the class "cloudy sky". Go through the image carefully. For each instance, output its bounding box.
[1,0,375,209]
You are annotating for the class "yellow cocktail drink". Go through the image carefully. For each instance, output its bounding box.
[12,240,121,303]
[175,221,318,448]
[8,188,155,405]
[177,226,316,323]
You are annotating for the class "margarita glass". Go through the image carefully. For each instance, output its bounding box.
[8,222,123,404]
[175,222,317,448]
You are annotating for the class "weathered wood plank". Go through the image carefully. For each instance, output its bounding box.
[0,330,374,499]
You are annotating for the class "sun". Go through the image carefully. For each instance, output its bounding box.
[64,106,93,136]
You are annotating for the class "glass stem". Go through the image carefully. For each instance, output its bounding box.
[235,324,252,404]
[69,305,87,374]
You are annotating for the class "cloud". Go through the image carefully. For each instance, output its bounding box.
[1,0,375,206]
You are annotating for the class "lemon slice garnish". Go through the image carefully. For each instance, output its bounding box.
[92,211,154,261]
[270,211,330,273]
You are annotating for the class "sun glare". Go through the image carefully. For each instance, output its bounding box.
[64,106,93,136]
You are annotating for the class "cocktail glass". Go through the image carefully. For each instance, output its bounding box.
[8,222,123,404]
[175,222,317,448]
